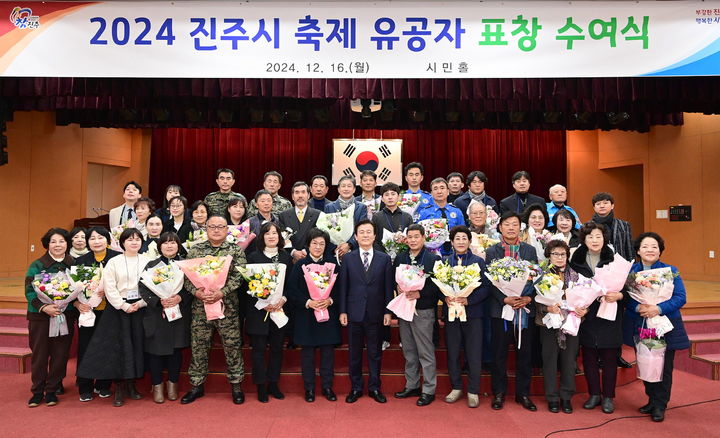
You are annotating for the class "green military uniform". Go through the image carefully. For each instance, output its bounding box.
[184,240,246,386]
[204,191,247,217]
[247,193,292,217]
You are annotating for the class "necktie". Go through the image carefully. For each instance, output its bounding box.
[363,251,370,271]
[297,209,304,223]
[126,208,134,223]
[440,207,447,219]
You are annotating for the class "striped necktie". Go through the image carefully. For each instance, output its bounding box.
[363,251,370,271]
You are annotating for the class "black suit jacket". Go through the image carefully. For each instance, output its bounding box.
[499,193,546,215]
[338,249,394,323]
[277,207,321,252]
[485,242,539,318]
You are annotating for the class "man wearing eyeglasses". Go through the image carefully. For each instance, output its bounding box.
[181,215,247,405]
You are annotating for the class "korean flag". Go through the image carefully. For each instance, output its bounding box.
[331,139,402,185]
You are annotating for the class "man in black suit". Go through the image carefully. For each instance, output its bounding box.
[278,181,321,263]
[339,219,394,404]
[499,171,546,215]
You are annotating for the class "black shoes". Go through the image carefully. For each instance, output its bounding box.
[548,401,560,413]
[44,393,58,406]
[601,397,615,414]
[322,388,337,401]
[127,380,142,400]
[180,385,205,404]
[27,393,43,408]
[113,383,125,407]
[491,393,505,410]
[639,403,653,414]
[257,384,269,403]
[345,390,362,403]
[561,399,573,414]
[515,395,537,411]
[617,357,633,368]
[305,390,315,402]
[650,407,665,422]
[231,384,244,404]
[583,395,602,410]
[267,382,285,400]
[394,387,421,399]
[55,383,65,395]
[417,393,435,406]
[95,388,112,398]
[369,390,387,403]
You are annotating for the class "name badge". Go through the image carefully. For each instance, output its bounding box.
[126,289,140,300]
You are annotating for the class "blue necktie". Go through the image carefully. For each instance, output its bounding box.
[363,251,370,271]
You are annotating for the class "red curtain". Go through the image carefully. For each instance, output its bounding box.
[150,128,565,207]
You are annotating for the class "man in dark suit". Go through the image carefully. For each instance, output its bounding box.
[325,175,369,258]
[499,171,546,215]
[278,181,321,263]
[485,211,539,412]
[338,219,393,404]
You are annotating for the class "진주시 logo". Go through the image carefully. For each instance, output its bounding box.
[10,6,40,29]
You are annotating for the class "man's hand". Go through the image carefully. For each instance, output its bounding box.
[339,313,348,326]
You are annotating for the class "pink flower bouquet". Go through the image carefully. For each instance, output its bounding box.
[387,264,428,322]
[629,267,676,336]
[593,254,633,321]
[417,218,449,255]
[561,276,604,336]
[226,220,256,251]
[398,193,423,218]
[301,263,338,322]
[176,255,232,321]
[635,327,667,382]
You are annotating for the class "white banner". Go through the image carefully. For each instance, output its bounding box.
[1,1,719,78]
[331,139,402,185]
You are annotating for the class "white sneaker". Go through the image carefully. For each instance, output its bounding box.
[445,389,463,403]
[382,341,390,351]
[467,393,479,408]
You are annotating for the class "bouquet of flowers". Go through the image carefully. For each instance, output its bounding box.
[144,240,160,259]
[361,197,382,221]
[109,219,136,252]
[593,254,633,321]
[417,218,449,254]
[381,229,408,262]
[628,267,676,336]
[183,229,208,250]
[485,257,535,321]
[68,264,104,327]
[176,255,232,321]
[317,205,355,246]
[469,232,500,259]
[387,264,428,322]
[398,193,423,218]
[560,276,604,336]
[226,221,256,251]
[635,326,667,382]
[486,206,500,231]
[281,227,296,249]
[32,271,80,336]
[239,263,289,328]
[534,272,565,329]
[301,263,339,322]
[431,260,482,322]
[140,261,185,321]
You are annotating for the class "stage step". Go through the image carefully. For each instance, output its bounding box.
[0,326,29,348]
[688,332,720,355]
[688,353,720,380]
[683,314,720,334]
[0,347,31,373]
[0,309,27,328]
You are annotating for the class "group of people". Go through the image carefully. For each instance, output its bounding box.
[25,163,688,424]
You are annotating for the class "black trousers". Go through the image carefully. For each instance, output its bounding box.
[582,346,618,397]
[28,316,74,395]
[301,345,334,390]
[147,348,184,385]
[490,317,534,396]
[644,349,676,411]
[446,318,483,394]
[76,312,111,394]
[250,324,286,385]
[348,319,383,392]
[540,326,579,402]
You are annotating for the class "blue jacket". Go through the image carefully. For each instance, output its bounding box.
[453,192,499,221]
[338,249,394,323]
[442,252,491,319]
[546,202,581,229]
[623,261,690,350]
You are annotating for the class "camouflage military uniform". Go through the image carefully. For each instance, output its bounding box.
[185,240,246,386]
[204,191,247,217]
[247,193,292,217]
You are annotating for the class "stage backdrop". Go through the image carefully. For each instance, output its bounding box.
[149,128,566,210]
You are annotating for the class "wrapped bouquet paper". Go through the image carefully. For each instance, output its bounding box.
[68,264,104,327]
[561,276,604,336]
[240,263,289,328]
[635,326,666,383]
[628,267,676,336]
[381,229,408,262]
[593,254,633,321]
[32,271,80,336]
[534,272,565,329]
[317,205,355,246]
[176,255,232,321]
[226,221,256,251]
[469,232,500,259]
[140,261,185,321]
[431,260,482,322]
[485,206,500,232]
[417,218,449,256]
[398,193,423,218]
[109,219,135,252]
[183,229,208,251]
[388,264,428,322]
[301,263,338,322]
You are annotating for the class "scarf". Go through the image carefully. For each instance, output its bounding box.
[69,247,89,258]
[338,197,354,211]
[469,191,486,203]
[501,238,520,259]
[591,211,615,227]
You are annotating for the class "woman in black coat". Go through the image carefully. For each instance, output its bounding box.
[73,226,121,401]
[139,232,192,404]
[569,222,625,414]
[163,195,193,243]
[246,222,292,402]
[287,228,341,402]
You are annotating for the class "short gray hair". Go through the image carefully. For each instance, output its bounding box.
[466,200,486,217]
[549,184,566,194]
